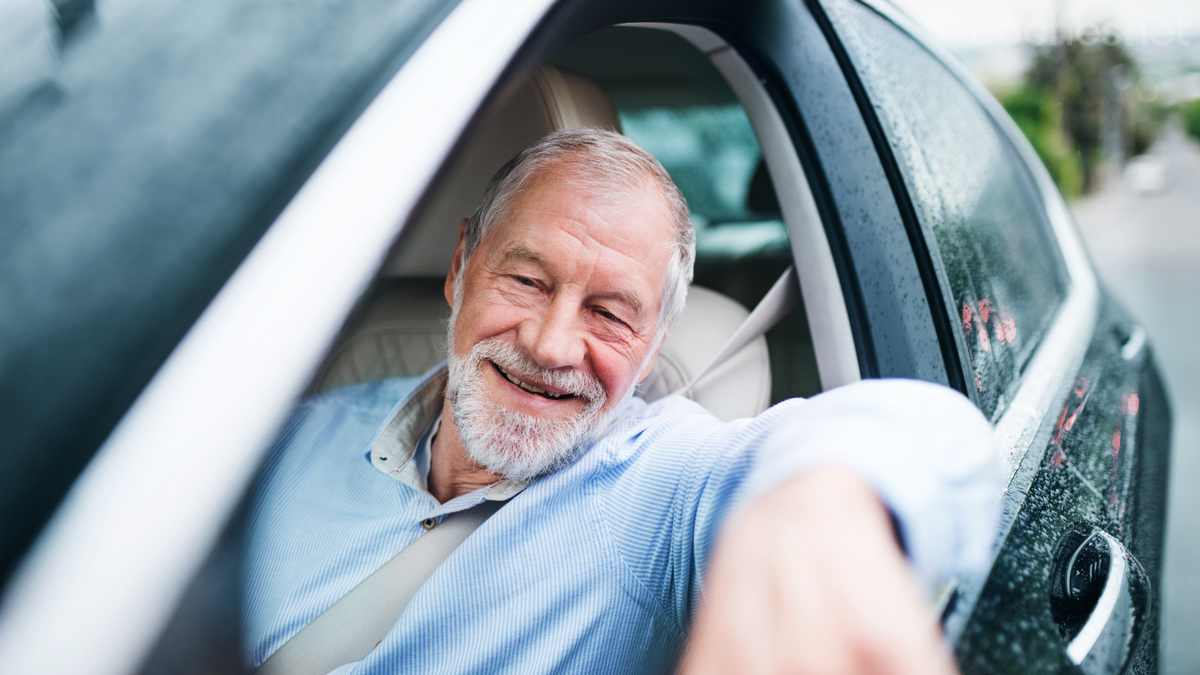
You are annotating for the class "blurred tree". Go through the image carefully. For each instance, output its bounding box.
[1006,39,1164,195]
[1185,99,1200,142]
[1027,41,1129,192]
[1002,87,1083,197]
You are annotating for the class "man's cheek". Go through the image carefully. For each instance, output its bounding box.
[597,348,643,396]
[463,298,527,338]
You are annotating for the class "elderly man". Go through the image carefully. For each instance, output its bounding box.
[244,129,1001,674]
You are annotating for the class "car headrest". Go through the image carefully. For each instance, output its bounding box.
[635,286,771,421]
[382,65,622,277]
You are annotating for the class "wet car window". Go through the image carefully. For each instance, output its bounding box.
[824,0,1069,420]
[0,0,458,584]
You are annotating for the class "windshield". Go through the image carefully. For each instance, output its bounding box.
[0,0,459,586]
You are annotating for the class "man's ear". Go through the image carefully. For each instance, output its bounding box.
[444,219,468,307]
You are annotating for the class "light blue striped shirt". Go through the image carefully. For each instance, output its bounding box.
[243,365,1002,674]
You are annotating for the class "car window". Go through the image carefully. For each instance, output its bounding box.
[0,0,458,583]
[822,0,1069,420]
[134,18,839,674]
[621,102,821,402]
[621,104,766,226]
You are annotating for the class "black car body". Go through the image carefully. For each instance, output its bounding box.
[0,0,1171,673]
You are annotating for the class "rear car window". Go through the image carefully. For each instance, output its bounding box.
[621,104,766,226]
[822,0,1069,420]
[0,0,458,584]
[622,102,820,401]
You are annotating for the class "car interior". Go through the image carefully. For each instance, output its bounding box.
[306,24,850,422]
[137,22,862,674]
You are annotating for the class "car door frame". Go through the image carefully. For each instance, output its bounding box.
[811,0,1106,647]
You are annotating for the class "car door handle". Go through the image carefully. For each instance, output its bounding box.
[1114,323,1147,361]
[1050,528,1150,674]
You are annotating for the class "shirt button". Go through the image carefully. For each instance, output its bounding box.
[421,518,436,530]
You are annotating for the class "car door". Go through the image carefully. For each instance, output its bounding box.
[0,0,958,671]
[812,0,1173,672]
[0,1,879,671]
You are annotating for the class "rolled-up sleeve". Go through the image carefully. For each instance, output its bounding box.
[743,378,1005,590]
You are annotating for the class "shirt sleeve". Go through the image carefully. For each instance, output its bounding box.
[580,378,1003,632]
[740,378,1005,591]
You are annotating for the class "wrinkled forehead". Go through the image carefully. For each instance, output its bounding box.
[502,161,673,241]
[482,167,674,302]
[503,168,673,252]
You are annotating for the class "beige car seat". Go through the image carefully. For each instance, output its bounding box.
[311,65,772,421]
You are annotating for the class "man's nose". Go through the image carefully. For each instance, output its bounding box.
[519,299,586,370]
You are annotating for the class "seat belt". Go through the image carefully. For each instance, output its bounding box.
[673,265,801,398]
[255,500,503,675]
[256,266,801,675]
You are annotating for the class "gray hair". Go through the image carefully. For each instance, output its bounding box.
[462,128,695,341]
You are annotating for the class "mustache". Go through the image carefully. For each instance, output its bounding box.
[469,338,607,405]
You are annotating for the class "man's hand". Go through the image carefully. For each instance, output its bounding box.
[679,468,959,675]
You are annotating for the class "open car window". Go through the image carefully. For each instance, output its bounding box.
[133,22,839,670]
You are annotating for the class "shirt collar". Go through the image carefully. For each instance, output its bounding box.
[369,365,528,502]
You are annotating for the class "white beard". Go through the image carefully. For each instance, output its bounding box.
[445,324,614,482]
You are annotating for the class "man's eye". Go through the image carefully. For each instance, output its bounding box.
[513,276,537,287]
[596,309,622,323]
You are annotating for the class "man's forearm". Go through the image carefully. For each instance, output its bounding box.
[680,468,958,675]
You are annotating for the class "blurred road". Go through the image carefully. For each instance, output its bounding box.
[1072,121,1200,675]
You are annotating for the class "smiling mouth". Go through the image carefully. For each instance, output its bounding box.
[491,361,573,400]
